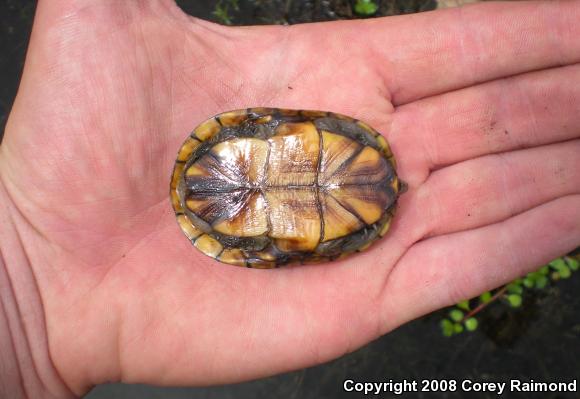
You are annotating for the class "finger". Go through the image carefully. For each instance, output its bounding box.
[391,64,580,183]
[381,195,580,329]
[408,140,580,240]
[34,0,181,26]
[362,0,580,104]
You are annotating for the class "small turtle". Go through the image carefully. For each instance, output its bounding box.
[170,108,404,268]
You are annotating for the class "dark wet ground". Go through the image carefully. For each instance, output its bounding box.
[0,0,35,137]
[177,0,436,25]
[0,1,578,398]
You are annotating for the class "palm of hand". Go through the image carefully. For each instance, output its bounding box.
[0,1,578,395]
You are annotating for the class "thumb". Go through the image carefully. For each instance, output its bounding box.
[33,0,182,30]
[6,0,186,137]
[22,0,184,76]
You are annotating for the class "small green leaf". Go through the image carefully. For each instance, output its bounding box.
[212,0,238,25]
[441,319,454,337]
[523,276,534,288]
[507,283,523,295]
[453,323,464,333]
[549,258,567,270]
[464,318,478,331]
[549,258,572,279]
[551,271,560,281]
[507,294,522,308]
[449,309,464,322]
[479,291,492,303]
[565,256,579,271]
[539,266,550,275]
[534,275,549,289]
[529,271,543,281]
[557,265,571,279]
[457,300,470,311]
[354,0,379,15]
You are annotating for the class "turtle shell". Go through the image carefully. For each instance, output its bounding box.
[170,108,402,268]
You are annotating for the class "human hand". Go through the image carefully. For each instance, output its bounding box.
[0,0,578,396]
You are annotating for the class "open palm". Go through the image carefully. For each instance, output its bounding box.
[0,0,578,396]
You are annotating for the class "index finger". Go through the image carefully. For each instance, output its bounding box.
[362,0,580,105]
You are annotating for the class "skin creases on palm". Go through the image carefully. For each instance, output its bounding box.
[0,0,578,395]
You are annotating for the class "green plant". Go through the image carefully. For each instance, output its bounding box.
[440,256,579,337]
[213,0,240,25]
[354,0,379,16]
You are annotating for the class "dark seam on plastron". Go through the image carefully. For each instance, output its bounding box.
[216,246,225,259]
[205,151,245,186]
[326,144,365,182]
[327,192,368,227]
[261,141,274,234]
[315,126,325,245]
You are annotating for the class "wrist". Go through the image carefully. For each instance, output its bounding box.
[0,173,75,399]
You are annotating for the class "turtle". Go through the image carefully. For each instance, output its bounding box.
[170,108,404,268]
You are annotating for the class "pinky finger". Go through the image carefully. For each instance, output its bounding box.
[380,195,580,330]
